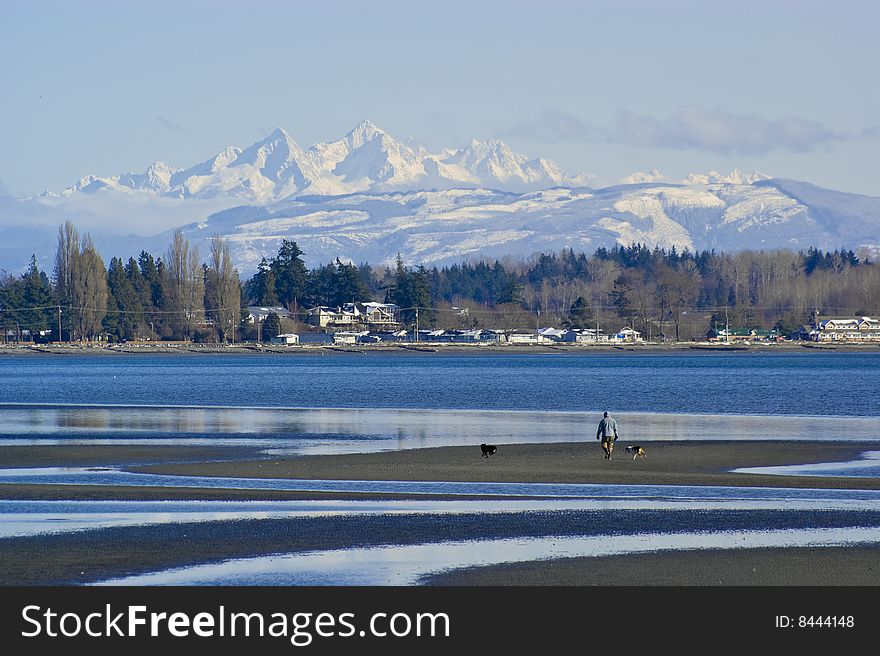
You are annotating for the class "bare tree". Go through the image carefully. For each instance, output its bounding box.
[205,236,241,342]
[165,231,204,339]
[70,234,108,341]
[53,221,79,339]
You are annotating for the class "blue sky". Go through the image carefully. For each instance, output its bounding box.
[2,0,878,196]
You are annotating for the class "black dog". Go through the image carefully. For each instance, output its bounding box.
[624,445,647,460]
[481,443,498,458]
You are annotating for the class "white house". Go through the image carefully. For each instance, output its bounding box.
[610,328,643,343]
[307,302,400,329]
[538,327,567,342]
[507,332,544,344]
[247,306,291,324]
[333,331,368,345]
[814,317,880,342]
[271,333,299,345]
[562,328,608,343]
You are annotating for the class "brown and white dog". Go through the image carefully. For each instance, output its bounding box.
[624,445,647,460]
[480,443,498,458]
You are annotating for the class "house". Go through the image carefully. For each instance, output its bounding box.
[365,329,409,342]
[306,302,400,329]
[561,328,608,343]
[306,306,357,328]
[814,317,880,342]
[791,325,816,341]
[610,328,643,343]
[270,333,299,345]
[247,306,291,324]
[752,329,782,342]
[707,328,756,342]
[451,329,498,342]
[507,331,545,345]
[333,331,367,345]
[343,302,400,327]
[298,332,334,345]
[538,327,567,342]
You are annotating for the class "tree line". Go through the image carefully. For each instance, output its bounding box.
[1,221,877,343]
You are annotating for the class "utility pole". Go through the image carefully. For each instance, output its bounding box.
[57,306,62,344]
[414,307,419,343]
[725,307,730,344]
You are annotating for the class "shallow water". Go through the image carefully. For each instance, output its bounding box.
[2,405,879,454]
[3,466,880,500]
[733,451,880,478]
[97,526,880,586]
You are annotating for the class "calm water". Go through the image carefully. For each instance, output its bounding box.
[1,352,878,453]
[0,351,878,415]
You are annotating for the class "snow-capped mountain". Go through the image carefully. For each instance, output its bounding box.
[167,178,880,275]
[53,121,573,202]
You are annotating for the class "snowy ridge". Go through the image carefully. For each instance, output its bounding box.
[167,180,880,274]
[6,175,880,275]
[52,120,576,202]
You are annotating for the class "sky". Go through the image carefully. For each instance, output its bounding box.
[2,0,879,197]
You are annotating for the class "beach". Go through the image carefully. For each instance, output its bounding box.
[2,440,879,585]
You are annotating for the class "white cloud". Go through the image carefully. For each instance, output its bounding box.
[502,106,864,156]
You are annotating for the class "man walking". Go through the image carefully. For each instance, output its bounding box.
[596,411,619,460]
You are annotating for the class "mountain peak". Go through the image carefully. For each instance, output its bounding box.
[620,169,667,184]
[56,122,584,200]
[683,169,771,185]
[345,119,386,148]
[267,126,292,141]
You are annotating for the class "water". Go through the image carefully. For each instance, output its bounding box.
[1,351,879,585]
[1,351,878,415]
[1,352,878,454]
[99,527,880,586]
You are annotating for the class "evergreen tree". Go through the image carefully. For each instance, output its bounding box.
[262,311,281,342]
[609,274,635,329]
[562,296,595,329]
[245,258,278,305]
[19,255,54,337]
[104,256,144,340]
[270,240,308,309]
[333,259,370,307]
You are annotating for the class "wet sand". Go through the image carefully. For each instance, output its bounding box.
[1,440,879,585]
[425,545,880,586]
[132,440,880,491]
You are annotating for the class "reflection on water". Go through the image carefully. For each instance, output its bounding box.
[3,468,880,541]
[98,526,880,586]
[2,404,880,454]
[734,451,880,478]
[3,467,880,500]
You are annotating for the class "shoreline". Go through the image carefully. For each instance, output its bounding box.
[2,441,879,585]
[2,341,879,356]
